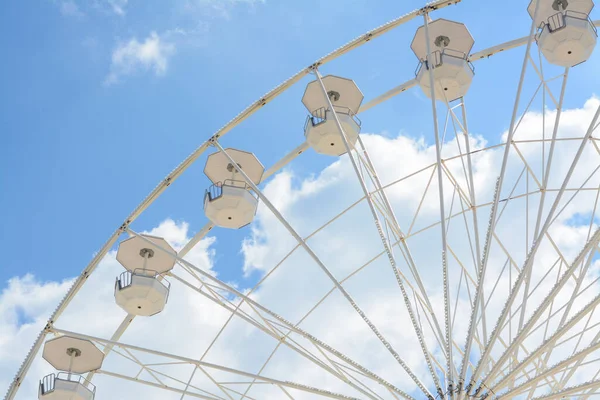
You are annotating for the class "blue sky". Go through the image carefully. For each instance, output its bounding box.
[1,0,599,309]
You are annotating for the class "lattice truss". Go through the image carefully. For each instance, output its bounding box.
[5,1,600,400]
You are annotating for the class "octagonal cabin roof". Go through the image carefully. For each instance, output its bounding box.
[528,0,594,26]
[42,336,104,374]
[204,148,264,185]
[116,234,176,274]
[411,18,474,61]
[302,75,364,115]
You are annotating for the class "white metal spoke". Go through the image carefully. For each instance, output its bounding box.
[128,228,415,400]
[50,328,361,400]
[470,103,600,396]
[313,68,443,397]
[422,13,455,396]
[210,141,431,398]
[9,5,600,400]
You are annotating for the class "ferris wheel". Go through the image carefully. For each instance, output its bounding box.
[4,0,600,399]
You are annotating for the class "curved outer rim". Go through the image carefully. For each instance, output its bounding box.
[4,0,600,397]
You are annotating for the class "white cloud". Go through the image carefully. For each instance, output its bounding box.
[2,99,600,399]
[105,32,176,85]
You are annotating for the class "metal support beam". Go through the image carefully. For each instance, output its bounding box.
[211,141,431,398]
[466,0,549,391]
[528,379,600,400]
[126,228,414,400]
[500,340,600,398]
[50,328,362,400]
[474,105,600,395]
[313,68,442,397]
[423,11,454,397]
[492,292,600,392]
[485,229,600,386]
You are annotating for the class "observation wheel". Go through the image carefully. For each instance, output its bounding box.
[5,0,600,399]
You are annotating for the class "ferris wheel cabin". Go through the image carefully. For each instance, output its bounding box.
[114,235,175,316]
[203,148,264,229]
[529,0,597,67]
[411,18,475,102]
[39,336,104,400]
[302,75,364,156]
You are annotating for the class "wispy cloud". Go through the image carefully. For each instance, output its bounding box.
[105,0,128,16]
[99,0,263,84]
[105,32,176,85]
[58,0,128,17]
[59,1,84,18]
[183,0,265,19]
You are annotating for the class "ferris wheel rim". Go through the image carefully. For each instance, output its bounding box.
[6,2,600,399]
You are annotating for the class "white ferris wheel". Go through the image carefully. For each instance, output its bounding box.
[4,0,600,399]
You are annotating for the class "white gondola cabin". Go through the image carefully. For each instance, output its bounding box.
[115,269,170,316]
[114,235,175,316]
[203,148,264,229]
[40,336,104,400]
[529,0,597,67]
[411,19,475,102]
[302,75,364,156]
[39,373,96,400]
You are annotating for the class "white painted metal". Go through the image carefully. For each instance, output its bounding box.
[39,374,95,400]
[4,3,464,397]
[50,328,374,400]
[212,141,432,398]
[116,234,176,274]
[204,181,259,228]
[465,1,542,393]
[204,148,264,185]
[528,0,594,26]
[535,8,597,67]
[10,4,600,400]
[422,12,456,399]
[42,337,104,374]
[313,68,442,399]
[304,108,361,156]
[415,49,474,102]
[303,76,364,156]
[358,80,417,113]
[127,227,415,400]
[303,75,364,115]
[203,148,263,228]
[412,18,475,101]
[114,270,170,316]
[474,103,600,397]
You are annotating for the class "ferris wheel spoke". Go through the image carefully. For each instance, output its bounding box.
[480,229,600,392]
[498,337,600,399]
[310,68,443,397]
[464,0,545,389]
[449,100,486,398]
[84,222,217,388]
[469,101,600,395]
[208,141,434,398]
[548,163,600,226]
[526,55,560,108]
[421,13,457,395]
[99,370,226,400]
[51,328,373,400]
[554,329,600,391]
[126,229,415,399]
[171,272,389,400]
[526,378,600,400]
[492,291,600,392]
